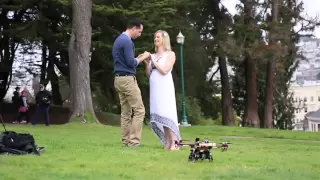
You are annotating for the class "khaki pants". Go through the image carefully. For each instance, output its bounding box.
[114,76,145,146]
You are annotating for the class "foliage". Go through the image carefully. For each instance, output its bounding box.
[175,93,203,125]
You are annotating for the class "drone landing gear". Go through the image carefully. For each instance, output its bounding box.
[207,153,213,162]
[188,149,213,163]
[204,151,213,162]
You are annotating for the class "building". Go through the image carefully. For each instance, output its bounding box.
[290,37,320,131]
[305,110,320,132]
[290,82,320,131]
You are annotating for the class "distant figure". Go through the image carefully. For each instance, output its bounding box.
[12,86,21,123]
[32,75,41,95]
[31,84,52,126]
[112,18,150,147]
[14,90,30,124]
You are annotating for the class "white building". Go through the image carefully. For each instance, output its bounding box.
[290,37,320,131]
[290,82,320,132]
[305,110,320,132]
[290,82,320,125]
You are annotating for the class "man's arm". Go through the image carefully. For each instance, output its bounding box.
[46,90,53,100]
[123,41,148,68]
[35,93,39,105]
[123,41,139,68]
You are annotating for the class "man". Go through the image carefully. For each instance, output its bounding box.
[32,84,52,126]
[112,18,150,147]
[12,87,21,124]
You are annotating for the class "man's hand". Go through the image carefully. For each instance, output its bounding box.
[137,51,151,62]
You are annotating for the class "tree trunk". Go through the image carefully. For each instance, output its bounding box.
[40,43,47,84]
[218,56,235,125]
[47,49,63,105]
[0,10,15,101]
[243,57,260,127]
[68,0,98,123]
[242,0,260,127]
[263,0,278,128]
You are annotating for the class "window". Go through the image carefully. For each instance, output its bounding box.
[304,97,307,102]
[304,107,308,112]
[310,104,316,111]
[310,96,314,102]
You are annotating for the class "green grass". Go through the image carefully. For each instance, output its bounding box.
[0,123,319,180]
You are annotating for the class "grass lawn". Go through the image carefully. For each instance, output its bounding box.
[0,123,319,180]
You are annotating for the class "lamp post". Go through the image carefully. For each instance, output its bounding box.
[176,31,190,126]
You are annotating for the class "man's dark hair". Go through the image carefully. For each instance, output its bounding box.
[126,18,143,29]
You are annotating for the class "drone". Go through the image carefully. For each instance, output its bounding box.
[175,138,231,162]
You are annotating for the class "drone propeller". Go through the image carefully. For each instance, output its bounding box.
[176,139,232,152]
[217,142,231,152]
[220,142,232,145]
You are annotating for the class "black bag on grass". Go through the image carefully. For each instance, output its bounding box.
[0,114,44,155]
[0,131,40,155]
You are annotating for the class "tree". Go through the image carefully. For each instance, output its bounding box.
[185,0,235,125]
[68,0,98,123]
[215,3,235,126]
[241,0,260,127]
[263,0,279,128]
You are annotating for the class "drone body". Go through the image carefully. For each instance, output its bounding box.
[175,138,231,163]
[188,142,213,162]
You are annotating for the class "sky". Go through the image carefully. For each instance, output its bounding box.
[222,0,320,38]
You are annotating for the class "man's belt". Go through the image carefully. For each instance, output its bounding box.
[115,73,135,77]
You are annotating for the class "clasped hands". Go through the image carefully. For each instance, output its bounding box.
[137,51,152,64]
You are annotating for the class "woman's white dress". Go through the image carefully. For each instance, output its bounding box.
[149,52,181,146]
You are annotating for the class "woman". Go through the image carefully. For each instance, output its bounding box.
[13,90,30,124]
[144,30,181,150]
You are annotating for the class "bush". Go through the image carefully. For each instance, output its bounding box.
[197,111,241,126]
[175,93,203,125]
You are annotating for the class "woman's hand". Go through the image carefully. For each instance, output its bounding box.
[144,58,150,65]
[150,51,176,75]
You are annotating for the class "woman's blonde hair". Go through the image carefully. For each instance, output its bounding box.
[154,30,171,52]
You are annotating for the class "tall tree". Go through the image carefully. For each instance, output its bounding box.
[186,0,235,125]
[242,0,260,127]
[215,3,235,126]
[68,0,98,123]
[263,0,279,128]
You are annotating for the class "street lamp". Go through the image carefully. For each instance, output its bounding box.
[176,31,190,126]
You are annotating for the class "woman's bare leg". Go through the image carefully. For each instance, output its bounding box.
[163,127,171,149]
[168,130,180,150]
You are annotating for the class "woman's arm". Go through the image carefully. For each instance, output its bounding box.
[151,51,176,75]
[22,96,28,107]
[144,59,151,77]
